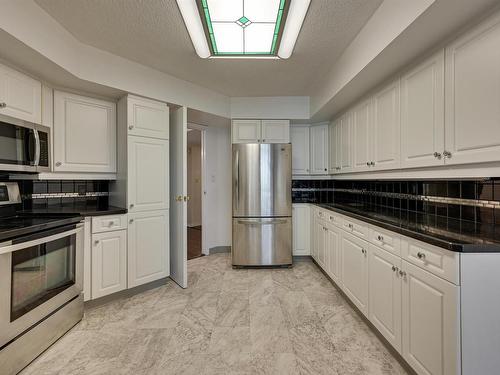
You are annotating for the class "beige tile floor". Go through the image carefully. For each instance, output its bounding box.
[21,253,408,375]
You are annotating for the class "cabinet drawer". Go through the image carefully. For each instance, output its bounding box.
[342,217,369,239]
[326,211,343,228]
[369,227,401,256]
[92,214,128,233]
[401,237,459,284]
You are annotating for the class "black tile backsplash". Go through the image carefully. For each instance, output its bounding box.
[293,178,500,224]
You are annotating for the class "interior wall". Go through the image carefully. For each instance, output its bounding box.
[187,134,202,227]
[230,96,310,120]
[203,125,232,250]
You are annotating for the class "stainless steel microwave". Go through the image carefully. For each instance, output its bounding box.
[0,113,50,173]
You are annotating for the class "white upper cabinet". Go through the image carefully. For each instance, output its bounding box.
[53,91,116,173]
[232,119,290,143]
[290,126,310,174]
[261,120,290,143]
[232,120,262,143]
[328,120,337,174]
[310,123,329,174]
[445,14,500,165]
[128,210,170,288]
[339,112,353,172]
[352,99,372,172]
[372,79,401,171]
[0,63,41,123]
[127,136,169,212]
[127,95,169,139]
[401,50,445,168]
[402,261,459,375]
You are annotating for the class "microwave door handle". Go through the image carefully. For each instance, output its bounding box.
[33,129,40,166]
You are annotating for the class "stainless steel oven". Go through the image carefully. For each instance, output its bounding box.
[0,223,83,374]
[0,113,50,173]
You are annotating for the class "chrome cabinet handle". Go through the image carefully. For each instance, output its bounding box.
[433,152,442,159]
[417,252,426,260]
[0,102,6,108]
[55,161,62,167]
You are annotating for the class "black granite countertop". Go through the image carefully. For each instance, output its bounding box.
[311,203,500,253]
[19,204,128,217]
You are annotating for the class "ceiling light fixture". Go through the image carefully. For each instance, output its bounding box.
[176,0,310,59]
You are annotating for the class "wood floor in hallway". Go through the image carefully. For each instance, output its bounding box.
[21,253,408,375]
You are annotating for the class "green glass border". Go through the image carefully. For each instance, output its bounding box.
[201,0,287,56]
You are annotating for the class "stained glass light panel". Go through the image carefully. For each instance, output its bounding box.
[200,0,286,55]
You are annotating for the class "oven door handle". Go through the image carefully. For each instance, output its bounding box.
[0,223,83,255]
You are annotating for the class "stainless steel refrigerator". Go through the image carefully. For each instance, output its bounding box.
[232,143,292,267]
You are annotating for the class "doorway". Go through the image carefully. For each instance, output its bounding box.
[187,127,204,260]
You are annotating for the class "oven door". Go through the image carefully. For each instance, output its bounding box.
[0,223,83,348]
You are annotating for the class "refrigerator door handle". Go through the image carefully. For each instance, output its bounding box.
[234,149,239,212]
[237,218,288,225]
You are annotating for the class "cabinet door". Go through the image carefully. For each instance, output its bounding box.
[352,99,372,172]
[128,210,170,287]
[401,50,445,168]
[127,96,169,139]
[341,232,369,316]
[310,124,329,174]
[312,217,322,262]
[128,136,169,212]
[369,245,402,353]
[339,112,353,172]
[261,120,290,143]
[325,223,341,285]
[445,15,500,165]
[91,230,127,299]
[0,63,41,123]
[402,261,460,375]
[290,126,310,174]
[328,121,337,173]
[292,204,310,255]
[317,225,327,270]
[232,120,261,143]
[372,79,401,170]
[53,91,116,173]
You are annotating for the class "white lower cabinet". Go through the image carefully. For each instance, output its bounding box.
[325,222,342,285]
[128,210,170,288]
[292,204,310,255]
[369,245,402,353]
[306,204,462,375]
[402,260,459,375]
[91,230,127,299]
[341,232,369,316]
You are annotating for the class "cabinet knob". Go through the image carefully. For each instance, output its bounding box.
[361,248,366,255]
[348,223,353,229]
[370,161,375,166]
[377,235,384,241]
[366,162,370,166]
[399,270,406,277]
[55,162,62,167]
[128,125,134,130]
[417,252,426,260]
[129,219,134,224]
[0,102,6,108]
[433,151,442,159]
[392,265,396,272]
[262,139,266,142]
[94,240,99,245]
[129,203,134,209]
[443,150,452,158]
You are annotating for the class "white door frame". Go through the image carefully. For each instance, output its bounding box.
[187,123,209,256]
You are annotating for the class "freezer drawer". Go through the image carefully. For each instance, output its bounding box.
[232,217,292,266]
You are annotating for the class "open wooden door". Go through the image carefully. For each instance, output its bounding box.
[169,106,188,288]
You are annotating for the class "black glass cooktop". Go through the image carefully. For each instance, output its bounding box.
[0,214,83,242]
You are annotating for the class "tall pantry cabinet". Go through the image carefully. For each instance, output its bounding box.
[111,95,170,288]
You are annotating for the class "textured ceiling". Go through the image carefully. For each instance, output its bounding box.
[34,0,383,97]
